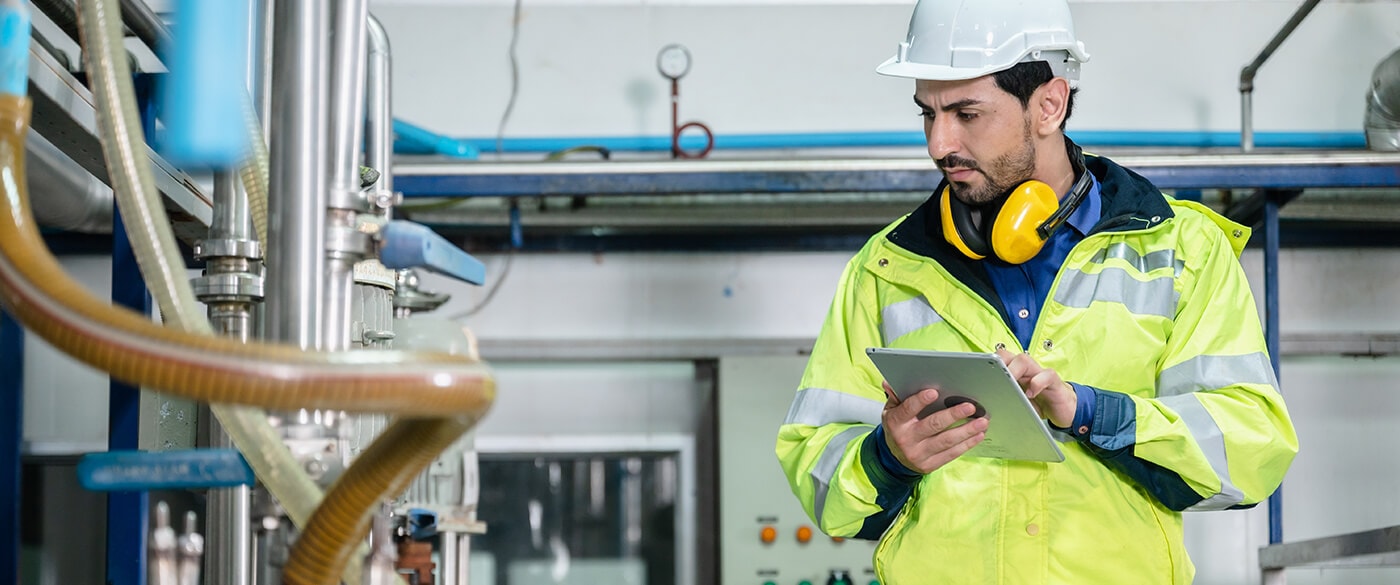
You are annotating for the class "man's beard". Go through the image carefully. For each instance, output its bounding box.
[940,122,1037,206]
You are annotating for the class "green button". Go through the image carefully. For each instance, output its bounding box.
[869,581,880,585]
[798,581,813,585]
[762,581,776,585]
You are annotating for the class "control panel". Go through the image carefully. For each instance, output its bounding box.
[719,357,879,585]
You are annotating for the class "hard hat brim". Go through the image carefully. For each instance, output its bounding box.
[875,56,1001,81]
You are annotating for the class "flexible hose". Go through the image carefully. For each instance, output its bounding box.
[239,93,270,252]
[285,416,476,583]
[63,0,334,575]
[58,2,497,582]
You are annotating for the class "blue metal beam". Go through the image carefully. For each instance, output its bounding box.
[1264,194,1284,545]
[0,309,22,585]
[107,210,150,585]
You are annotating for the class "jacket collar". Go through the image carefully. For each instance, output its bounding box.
[882,153,1174,319]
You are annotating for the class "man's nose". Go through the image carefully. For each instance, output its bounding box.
[926,117,960,163]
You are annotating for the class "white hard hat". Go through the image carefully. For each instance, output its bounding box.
[876,0,1090,83]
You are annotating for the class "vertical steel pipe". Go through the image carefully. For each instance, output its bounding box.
[265,0,330,350]
[323,0,370,351]
[364,14,393,204]
[1238,0,1322,152]
[440,531,459,585]
[203,170,255,585]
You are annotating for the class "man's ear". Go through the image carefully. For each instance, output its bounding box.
[1033,77,1071,137]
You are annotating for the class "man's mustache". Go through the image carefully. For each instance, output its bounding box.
[936,155,980,172]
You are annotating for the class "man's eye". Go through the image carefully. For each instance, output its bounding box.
[918,111,935,120]
[957,112,979,121]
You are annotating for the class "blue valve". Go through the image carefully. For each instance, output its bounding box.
[407,508,439,541]
[380,220,487,285]
[77,449,255,491]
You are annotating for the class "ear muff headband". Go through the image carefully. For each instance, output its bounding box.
[940,139,1094,264]
[941,186,988,260]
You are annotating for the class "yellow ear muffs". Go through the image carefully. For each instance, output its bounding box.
[940,186,988,260]
[989,180,1059,264]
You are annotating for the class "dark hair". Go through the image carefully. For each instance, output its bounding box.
[991,61,1078,130]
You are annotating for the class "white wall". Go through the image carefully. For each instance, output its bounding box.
[369,0,1400,142]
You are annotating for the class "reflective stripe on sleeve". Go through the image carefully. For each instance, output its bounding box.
[1157,352,1278,397]
[1092,243,1184,277]
[784,387,883,427]
[1158,393,1245,510]
[812,425,875,527]
[1053,267,1178,319]
[881,296,944,345]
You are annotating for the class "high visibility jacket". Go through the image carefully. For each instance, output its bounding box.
[775,154,1297,585]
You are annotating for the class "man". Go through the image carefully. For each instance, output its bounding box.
[775,1,1298,583]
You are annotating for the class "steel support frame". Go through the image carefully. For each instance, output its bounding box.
[1261,191,1285,585]
[1,309,22,585]
[105,207,152,585]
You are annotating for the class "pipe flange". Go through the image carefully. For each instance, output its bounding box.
[192,272,265,301]
[193,238,262,261]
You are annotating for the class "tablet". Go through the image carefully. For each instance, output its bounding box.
[865,347,1065,463]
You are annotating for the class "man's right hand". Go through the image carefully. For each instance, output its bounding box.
[881,381,988,474]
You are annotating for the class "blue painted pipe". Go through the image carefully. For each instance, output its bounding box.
[0,1,29,97]
[392,123,1368,157]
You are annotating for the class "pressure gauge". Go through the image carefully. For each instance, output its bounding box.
[657,44,692,80]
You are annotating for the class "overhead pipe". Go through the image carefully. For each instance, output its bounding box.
[117,0,168,51]
[1239,0,1322,152]
[1364,48,1400,151]
[25,131,114,233]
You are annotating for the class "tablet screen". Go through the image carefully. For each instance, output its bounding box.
[866,347,1065,463]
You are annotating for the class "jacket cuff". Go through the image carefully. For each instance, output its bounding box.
[862,425,921,492]
[1050,382,1098,438]
[1083,386,1137,452]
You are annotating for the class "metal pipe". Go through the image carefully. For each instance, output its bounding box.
[210,171,253,241]
[322,0,371,351]
[25,131,114,233]
[1364,48,1400,151]
[329,0,369,209]
[1238,0,1322,152]
[30,0,82,44]
[266,0,330,349]
[117,0,170,52]
[254,0,273,129]
[364,14,393,209]
[440,532,458,585]
[202,169,257,585]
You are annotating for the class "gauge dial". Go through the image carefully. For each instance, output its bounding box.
[657,44,692,80]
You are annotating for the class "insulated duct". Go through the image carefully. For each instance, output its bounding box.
[1365,47,1400,151]
[25,131,113,233]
